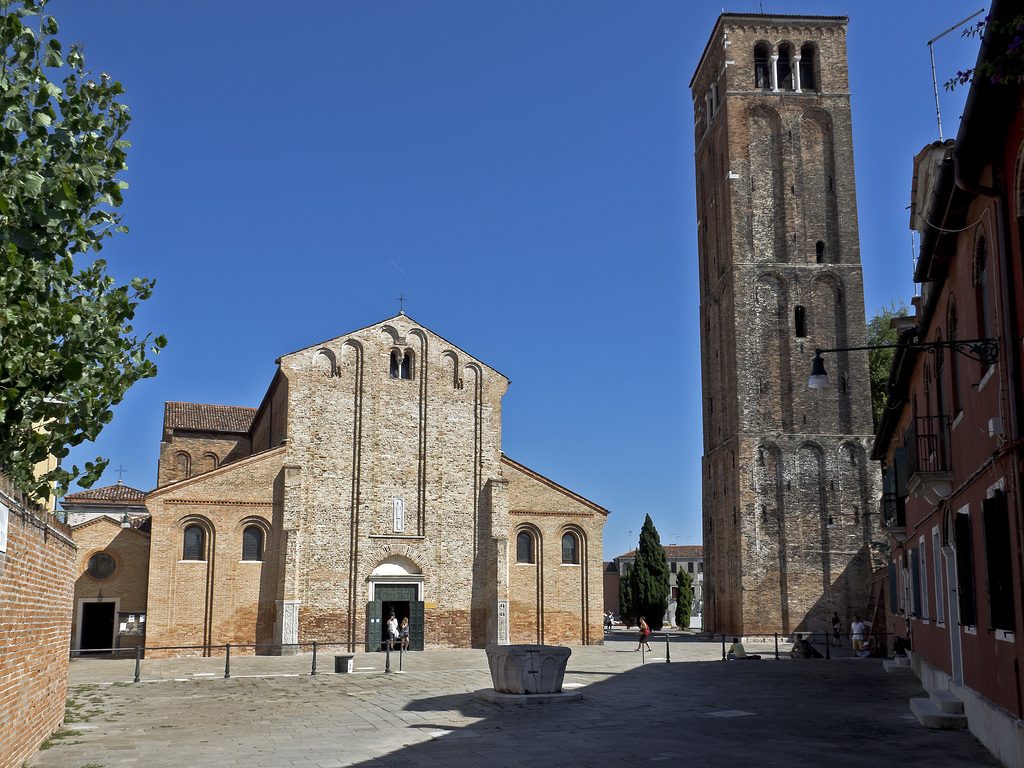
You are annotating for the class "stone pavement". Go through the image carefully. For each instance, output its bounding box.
[26,631,999,768]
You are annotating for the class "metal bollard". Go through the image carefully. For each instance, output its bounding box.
[311,641,318,676]
[774,632,779,660]
[224,643,231,679]
[134,644,141,683]
[385,641,392,673]
[721,634,727,661]
[665,633,671,663]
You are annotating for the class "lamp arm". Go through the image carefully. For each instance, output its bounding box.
[815,338,998,365]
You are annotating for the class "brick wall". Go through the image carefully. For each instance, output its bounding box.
[145,448,284,656]
[70,517,150,651]
[504,458,606,645]
[692,16,883,634]
[0,481,76,768]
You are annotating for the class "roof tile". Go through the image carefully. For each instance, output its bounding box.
[164,402,256,433]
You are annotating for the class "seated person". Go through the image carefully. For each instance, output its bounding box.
[856,636,876,658]
[727,638,761,660]
[789,632,823,659]
[727,638,746,660]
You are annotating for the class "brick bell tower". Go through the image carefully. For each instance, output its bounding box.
[690,14,882,635]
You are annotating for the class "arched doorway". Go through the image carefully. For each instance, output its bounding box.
[366,556,425,651]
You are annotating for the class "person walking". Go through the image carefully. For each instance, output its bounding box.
[399,617,410,652]
[831,612,842,647]
[636,616,652,652]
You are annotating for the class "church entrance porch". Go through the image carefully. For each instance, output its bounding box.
[366,584,423,651]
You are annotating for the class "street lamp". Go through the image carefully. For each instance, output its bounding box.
[807,339,999,389]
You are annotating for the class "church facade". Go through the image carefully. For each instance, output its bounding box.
[76,314,607,654]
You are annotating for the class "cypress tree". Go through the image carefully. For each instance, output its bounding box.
[631,515,671,630]
[618,561,636,626]
[675,570,694,629]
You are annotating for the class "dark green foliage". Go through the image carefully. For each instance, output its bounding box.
[867,299,908,433]
[618,561,636,626]
[0,0,165,499]
[628,515,671,631]
[675,570,694,629]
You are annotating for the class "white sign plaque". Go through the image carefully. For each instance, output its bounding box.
[393,497,404,533]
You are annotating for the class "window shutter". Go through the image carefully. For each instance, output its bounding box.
[983,492,1015,631]
[953,513,977,626]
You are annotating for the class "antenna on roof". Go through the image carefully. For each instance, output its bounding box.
[927,8,985,141]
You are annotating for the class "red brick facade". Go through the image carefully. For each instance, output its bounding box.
[0,479,76,768]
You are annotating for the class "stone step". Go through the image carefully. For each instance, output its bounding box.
[929,689,964,714]
[911,697,968,729]
[883,659,913,674]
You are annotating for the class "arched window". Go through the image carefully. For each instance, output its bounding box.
[200,452,218,474]
[390,350,413,379]
[754,43,770,89]
[799,44,816,91]
[242,526,263,561]
[175,451,191,479]
[183,525,206,561]
[516,531,535,564]
[87,552,117,580]
[561,533,579,564]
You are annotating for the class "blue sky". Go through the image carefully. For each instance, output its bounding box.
[53,1,981,560]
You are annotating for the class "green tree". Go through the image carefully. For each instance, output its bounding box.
[618,561,636,627]
[675,569,694,629]
[628,515,671,631]
[0,0,165,500]
[867,299,909,433]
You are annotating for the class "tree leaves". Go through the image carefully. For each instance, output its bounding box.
[0,0,163,500]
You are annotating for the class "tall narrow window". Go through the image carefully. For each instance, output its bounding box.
[561,533,579,564]
[777,44,794,90]
[799,44,816,90]
[516,532,534,564]
[953,512,977,625]
[918,536,929,620]
[975,235,992,372]
[816,241,825,263]
[183,525,206,561]
[948,302,962,413]
[983,491,1015,631]
[242,526,263,561]
[794,305,807,337]
[932,528,945,624]
[754,44,770,89]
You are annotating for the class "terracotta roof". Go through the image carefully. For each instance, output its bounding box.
[617,544,703,559]
[164,402,256,433]
[62,481,147,505]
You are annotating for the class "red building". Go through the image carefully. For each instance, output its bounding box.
[872,2,1024,761]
